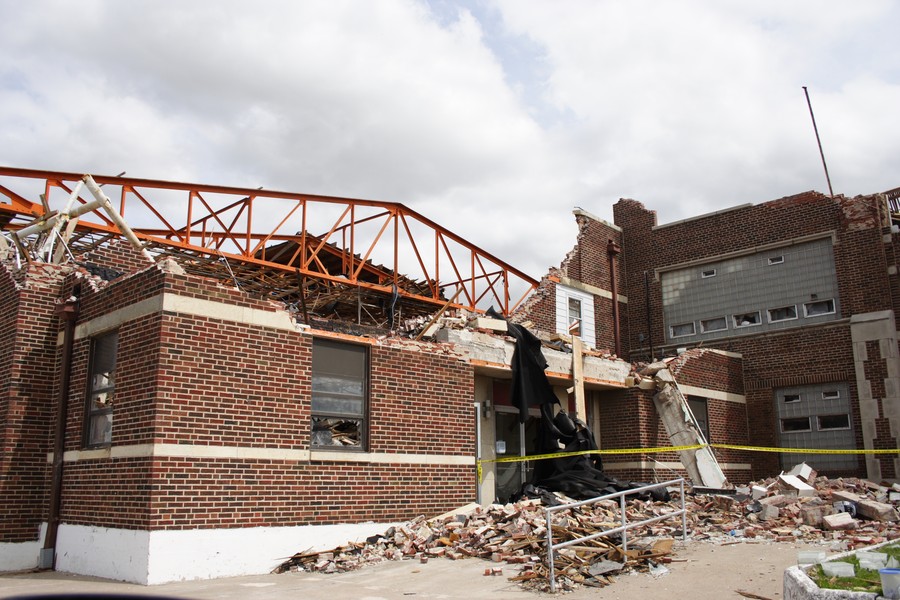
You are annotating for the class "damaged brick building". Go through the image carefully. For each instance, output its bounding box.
[0,166,897,584]
[520,187,900,486]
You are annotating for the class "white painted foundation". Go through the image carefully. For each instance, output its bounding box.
[0,523,45,572]
[52,521,395,585]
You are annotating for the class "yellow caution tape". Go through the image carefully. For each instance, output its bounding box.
[709,443,900,455]
[475,443,900,479]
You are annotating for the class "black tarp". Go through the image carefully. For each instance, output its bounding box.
[488,309,668,502]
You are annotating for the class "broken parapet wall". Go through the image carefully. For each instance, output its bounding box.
[666,348,752,481]
[511,209,625,355]
[436,327,632,386]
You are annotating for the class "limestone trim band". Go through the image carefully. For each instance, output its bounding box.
[52,443,474,466]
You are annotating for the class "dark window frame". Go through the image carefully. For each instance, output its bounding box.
[670,321,696,338]
[83,330,118,449]
[767,305,798,323]
[804,299,836,318]
[733,311,761,328]
[780,416,812,433]
[311,338,369,451]
[700,316,727,333]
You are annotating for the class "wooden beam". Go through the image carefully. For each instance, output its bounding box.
[572,336,586,421]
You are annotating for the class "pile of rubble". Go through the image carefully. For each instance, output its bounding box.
[273,469,900,592]
[273,498,680,591]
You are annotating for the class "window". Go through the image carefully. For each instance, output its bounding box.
[311,338,367,449]
[822,390,840,400]
[700,316,727,333]
[84,331,117,447]
[781,417,812,433]
[733,312,760,328]
[768,255,785,265]
[768,305,798,323]
[568,297,582,336]
[804,299,835,318]
[701,269,717,279]
[687,396,710,442]
[818,414,851,431]
[670,322,695,338]
[784,394,801,404]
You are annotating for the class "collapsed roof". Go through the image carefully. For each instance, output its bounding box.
[0,167,538,328]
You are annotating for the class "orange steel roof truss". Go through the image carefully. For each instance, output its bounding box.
[0,167,537,325]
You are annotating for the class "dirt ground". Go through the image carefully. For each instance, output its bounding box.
[0,538,824,600]
[594,539,821,600]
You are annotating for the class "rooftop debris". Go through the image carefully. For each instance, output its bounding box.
[273,470,900,592]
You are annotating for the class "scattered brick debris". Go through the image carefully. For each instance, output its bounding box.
[272,472,900,592]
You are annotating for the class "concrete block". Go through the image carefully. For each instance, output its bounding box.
[800,504,834,528]
[777,475,816,497]
[759,504,780,521]
[823,512,858,530]
[831,490,861,503]
[759,494,791,507]
[856,499,898,522]
[751,485,768,500]
[786,463,817,484]
[467,317,507,332]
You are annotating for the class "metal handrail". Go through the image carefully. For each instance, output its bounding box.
[545,478,687,592]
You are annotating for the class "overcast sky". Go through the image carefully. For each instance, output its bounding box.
[1,0,898,279]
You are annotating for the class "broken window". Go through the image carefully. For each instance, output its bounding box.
[804,299,835,318]
[767,305,797,323]
[817,414,851,431]
[783,394,801,404]
[768,255,784,265]
[311,338,367,450]
[700,316,727,333]
[670,322,695,338]
[822,390,840,400]
[568,297,582,336]
[732,312,760,328]
[84,331,117,448]
[781,417,812,433]
[701,269,716,278]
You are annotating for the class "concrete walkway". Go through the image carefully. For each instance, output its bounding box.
[0,540,819,599]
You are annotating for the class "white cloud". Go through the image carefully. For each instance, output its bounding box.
[0,0,897,281]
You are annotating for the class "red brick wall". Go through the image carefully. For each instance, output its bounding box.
[612,193,889,478]
[668,349,744,396]
[55,267,476,531]
[0,263,68,542]
[614,192,891,359]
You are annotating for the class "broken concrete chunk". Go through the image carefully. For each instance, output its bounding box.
[759,504,780,521]
[800,504,835,528]
[639,361,668,376]
[777,474,816,497]
[759,494,791,507]
[856,499,899,522]
[751,485,768,500]
[786,463,817,484]
[832,490,862,504]
[823,512,859,531]
[467,317,508,332]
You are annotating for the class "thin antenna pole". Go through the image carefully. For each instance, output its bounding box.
[802,86,835,199]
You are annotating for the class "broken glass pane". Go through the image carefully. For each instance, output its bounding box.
[311,417,361,448]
